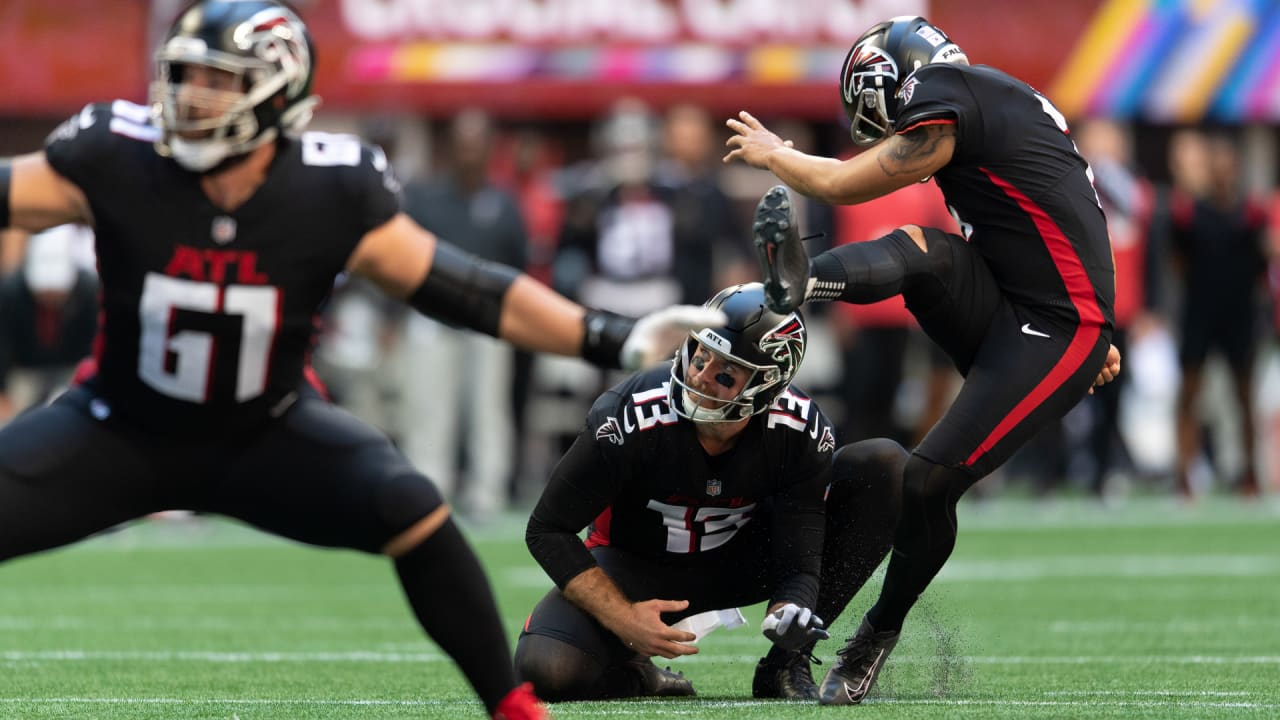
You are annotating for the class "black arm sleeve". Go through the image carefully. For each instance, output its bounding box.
[525,431,622,589]
[0,162,11,229]
[0,280,18,390]
[767,457,831,610]
[408,241,520,337]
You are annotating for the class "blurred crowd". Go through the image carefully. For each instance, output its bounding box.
[2,105,1277,518]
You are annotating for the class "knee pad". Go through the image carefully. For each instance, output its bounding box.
[514,633,609,702]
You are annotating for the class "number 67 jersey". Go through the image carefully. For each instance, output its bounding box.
[44,101,400,435]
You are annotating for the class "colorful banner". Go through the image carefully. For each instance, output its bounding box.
[5,0,1275,122]
[1049,0,1280,123]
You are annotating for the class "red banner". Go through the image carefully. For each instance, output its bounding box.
[0,1,151,116]
[0,0,1100,119]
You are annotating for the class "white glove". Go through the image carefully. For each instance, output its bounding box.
[760,603,829,651]
[620,306,728,371]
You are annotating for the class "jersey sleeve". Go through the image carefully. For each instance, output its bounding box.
[766,390,837,609]
[896,64,982,159]
[43,102,127,200]
[342,142,401,235]
[524,389,629,590]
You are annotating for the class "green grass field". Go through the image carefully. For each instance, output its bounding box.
[2,496,1277,719]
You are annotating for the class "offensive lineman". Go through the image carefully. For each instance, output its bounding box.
[725,16,1122,704]
[0,2,724,718]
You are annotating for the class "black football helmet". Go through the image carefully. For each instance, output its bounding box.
[670,282,807,423]
[839,16,968,146]
[151,0,319,171]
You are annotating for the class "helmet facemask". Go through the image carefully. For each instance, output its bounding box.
[670,335,784,424]
[151,3,318,173]
[841,41,899,147]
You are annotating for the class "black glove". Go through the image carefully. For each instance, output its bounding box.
[760,603,830,651]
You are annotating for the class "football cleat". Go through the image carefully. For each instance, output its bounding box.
[751,651,818,700]
[817,616,900,705]
[753,185,812,314]
[491,682,549,720]
[623,656,697,697]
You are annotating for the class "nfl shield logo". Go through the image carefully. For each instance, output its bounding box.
[212,215,237,245]
[706,478,722,497]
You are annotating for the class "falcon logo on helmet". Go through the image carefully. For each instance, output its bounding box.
[838,16,968,147]
[759,317,805,370]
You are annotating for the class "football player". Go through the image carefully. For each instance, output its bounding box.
[0,2,724,719]
[725,16,1122,704]
[517,280,907,701]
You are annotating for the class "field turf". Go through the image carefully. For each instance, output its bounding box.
[2,496,1277,719]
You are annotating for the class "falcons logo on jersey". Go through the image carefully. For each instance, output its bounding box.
[595,416,625,446]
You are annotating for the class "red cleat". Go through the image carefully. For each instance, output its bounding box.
[492,682,549,720]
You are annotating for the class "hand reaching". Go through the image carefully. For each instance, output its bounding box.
[760,603,830,652]
[723,111,794,168]
[621,306,727,370]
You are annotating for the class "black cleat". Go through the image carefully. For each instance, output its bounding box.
[753,184,811,314]
[818,616,900,705]
[752,651,818,700]
[622,657,696,697]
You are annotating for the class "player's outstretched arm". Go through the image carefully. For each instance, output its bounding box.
[348,215,723,369]
[2,152,92,232]
[723,111,954,206]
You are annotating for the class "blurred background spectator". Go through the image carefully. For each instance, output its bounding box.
[0,225,99,422]
[1162,130,1269,499]
[398,109,530,522]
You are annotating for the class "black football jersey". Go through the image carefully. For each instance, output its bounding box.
[897,64,1115,329]
[44,101,399,434]
[526,366,836,592]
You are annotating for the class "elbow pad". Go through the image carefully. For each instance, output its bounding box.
[408,241,520,337]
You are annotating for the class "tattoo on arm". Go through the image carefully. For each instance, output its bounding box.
[876,124,955,177]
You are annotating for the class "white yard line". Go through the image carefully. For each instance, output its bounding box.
[1,696,1276,713]
[0,650,446,663]
[4,649,1278,665]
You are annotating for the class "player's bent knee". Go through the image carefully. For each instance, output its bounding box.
[376,473,449,557]
[514,633,608,703]
[835,438,908,478]
[832,438,907,510]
